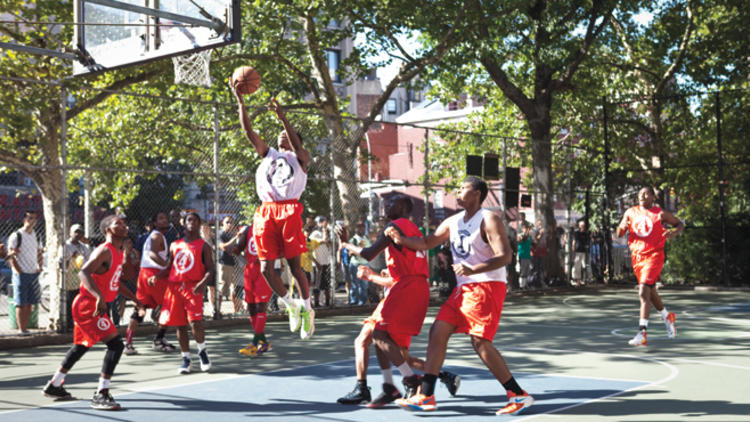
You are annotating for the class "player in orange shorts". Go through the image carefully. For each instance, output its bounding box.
[387,176,534,416]
[617,186,684,346]
[124,211,176,355]
[42,215,138,410]
[155,212,215,374]
[235,90,314,339]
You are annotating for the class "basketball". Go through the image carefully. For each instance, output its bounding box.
[232,66,261,95]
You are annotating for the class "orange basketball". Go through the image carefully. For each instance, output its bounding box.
[232,66,261,95]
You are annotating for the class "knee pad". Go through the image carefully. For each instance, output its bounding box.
[130,310,144,323]
[102,335,124,375]
[61,344,89,370]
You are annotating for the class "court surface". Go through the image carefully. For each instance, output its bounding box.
[1,287,749,421]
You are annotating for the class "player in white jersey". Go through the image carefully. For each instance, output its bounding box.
[234,90,314,340]
[386,176,534,415]
[124,212,176,354]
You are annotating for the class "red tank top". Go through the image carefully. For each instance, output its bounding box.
[80,243,123,303]
[169,238,207,283]
[385,218,428,281]
[628,205,666,255]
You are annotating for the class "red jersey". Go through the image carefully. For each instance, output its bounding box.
[80,243,123,303]
[168,238,207,283]
[385,218,428,281]
[628,205,666,256]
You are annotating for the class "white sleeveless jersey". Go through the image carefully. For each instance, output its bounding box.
[255,147,307,202]
[447,208,507,287]
[140,230,168,270]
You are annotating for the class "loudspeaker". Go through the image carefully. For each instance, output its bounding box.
[484,154,499,180]
[504,167,519,208]
[466,155,482,177]
[521,194,532,207]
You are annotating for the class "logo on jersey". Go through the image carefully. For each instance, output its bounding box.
[248,234,258,256]
[173,249,195,274]
[159,310,169,325]
[97,317,111,331]
[451,229,472,259]
[109,264,123,292]
[632,215,654,237]
[267,157,294,188]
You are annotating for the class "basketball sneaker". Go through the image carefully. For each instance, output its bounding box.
[239,342,258,357]
[367,383,402,408]
[438,371,461,396]
[90,390,121,411]
[337,383,371,405]
[496,390,534,415]
[286,301,302,332]
[663,312,677,339]
[124,343,138,356]
[257,341,271,355]
[402,375,421,399]
[198,349,211,371]
[300,306,315,340]
[628,330,647,346]
[153,338,176,352]
[42,381,72,400]
[178,357,192,374]
[396,390,437,412]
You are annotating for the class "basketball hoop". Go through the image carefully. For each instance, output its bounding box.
[172,49,212,87]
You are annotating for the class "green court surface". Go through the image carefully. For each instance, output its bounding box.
[1,287,748,421]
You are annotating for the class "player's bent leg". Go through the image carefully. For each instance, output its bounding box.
[42,345,89,400]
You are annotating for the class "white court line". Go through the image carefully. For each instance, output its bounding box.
[682,310,750,326]
[668,358,750,371]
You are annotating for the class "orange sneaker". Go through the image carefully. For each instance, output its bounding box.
[496,390,534,415]
[395,391,436,412]
[628,330,647,346]
[664,312,676,339]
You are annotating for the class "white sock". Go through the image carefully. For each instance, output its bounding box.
[97,377,110,392]
[51,370,66,387]
[382,368,394,386]
[280,291,293,308]
[659,308,669,319]
[639,318,649,329]
[396,362,414,377]
[304,297,312,311]
[182,351,191,359]
[197,342,206,352]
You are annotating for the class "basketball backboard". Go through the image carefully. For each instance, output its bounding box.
[73,0,240,76]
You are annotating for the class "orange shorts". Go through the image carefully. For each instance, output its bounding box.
[159,282,204,326]
[436,281,507,341]
[244,259,272,304]
[631,250,665,285]
[369,276,429,349]
[72,294,118,347]
[136,267,168,308]
[253,200,308,261]
[364,299,412,349]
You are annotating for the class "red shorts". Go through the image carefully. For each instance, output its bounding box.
[436,281,507,341]
[253,200,307,261]
[244,258,272,304]
[136,267,168,308]
[631,250,665,285]
[363,299,410,348]
[72,294,118,347]
[370,276,429,349]
[159,282,204,326]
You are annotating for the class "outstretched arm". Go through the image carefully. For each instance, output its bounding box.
[616,209,630,238]
[385,219,450,251]
[661,211,684,240]
[269,98,310,170]
[234,87,269,157]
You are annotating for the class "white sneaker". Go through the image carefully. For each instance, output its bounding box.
[663,312,677,339]
[300,306,315,340]
[628,330,647,346]
[286,300,302,332]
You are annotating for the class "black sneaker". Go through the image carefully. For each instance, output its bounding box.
[366,383,402,408]
[336,383,371,404]
[42,381,72,400]
[198,349,211,372]
[153,339,176,352]
[439,370,461,396]
[90,390,121,411]
[402,374,422,399]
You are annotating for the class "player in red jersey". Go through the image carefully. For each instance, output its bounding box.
[42,215,138,411]
[227,224,274,356]
[335,195,436,407]
[235,91,314,339]
[387,177,533,416]
[617,187,683,346]
[156,212,215,373]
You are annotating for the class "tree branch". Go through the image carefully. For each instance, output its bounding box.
[655,0,694,94]
[66,69,161,120]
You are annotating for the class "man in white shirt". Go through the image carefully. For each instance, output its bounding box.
[7,210,43,334]
[62,224,90,330]
[309,216,332,307]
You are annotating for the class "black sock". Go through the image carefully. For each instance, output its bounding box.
[357,379,367,389]
[502,377,524,395]
[155,328,166,341]
[421,373,438,396]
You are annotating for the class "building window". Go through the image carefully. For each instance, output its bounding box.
[386,98,397,114]
[326,49,341,83]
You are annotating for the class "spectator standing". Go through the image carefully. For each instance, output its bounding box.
[572,220,590,287]
[503,215,518,290]
[517,223,532,290]
[218,216,242,315]
[200,222,218,316]
[7,210,43,334]
[62,224,90,330]
[530,219,548,289]
[348,222,370,305]
[309,216,332,307]
[164,209,184,245]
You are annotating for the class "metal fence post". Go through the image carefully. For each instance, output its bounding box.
[329,136,337,307]
[715,91,728,285]
[423,129,430,233]
[213,102,221,317]
[602,97,613,284]
[59,84,68,333]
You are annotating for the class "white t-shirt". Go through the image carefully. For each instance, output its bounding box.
[447,209,506,287]
[255,147,307,202]
[140,230,168,270]
[309,229,332,265]
[8,229,40,274]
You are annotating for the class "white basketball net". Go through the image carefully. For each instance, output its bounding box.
[172,50,212,87]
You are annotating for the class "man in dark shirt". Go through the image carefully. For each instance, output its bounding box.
[572,220,590,287]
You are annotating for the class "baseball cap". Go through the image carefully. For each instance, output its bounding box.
[70,224,84,235]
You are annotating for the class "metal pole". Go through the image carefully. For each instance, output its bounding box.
[212,102,221,318]
[329,137,337,307]
[503,138,507,209]
[566,130,573,285]
[59,85,68,333]
[602,97,613,284]
[365,133,373,229]
[715,92,728,285]
[423,129,430,234]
